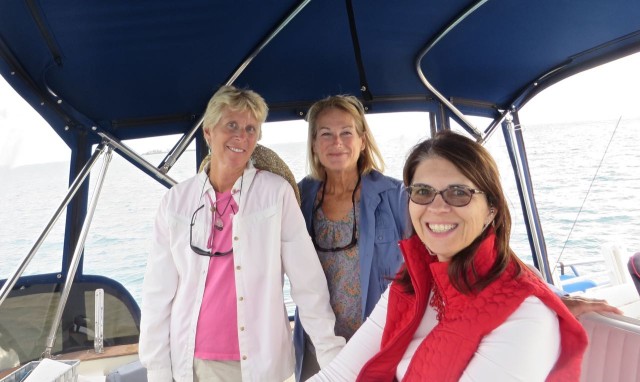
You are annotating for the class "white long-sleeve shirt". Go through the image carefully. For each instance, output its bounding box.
[310,288,560,382]
[140,163,345,382]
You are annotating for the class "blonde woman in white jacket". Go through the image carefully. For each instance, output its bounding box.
[139,85,345,382]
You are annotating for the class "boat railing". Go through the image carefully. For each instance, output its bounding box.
[557,259,611,294]
[558,259,604,276]
[557,243,635,293]
[0,142,142,366]
[0,144,109,309]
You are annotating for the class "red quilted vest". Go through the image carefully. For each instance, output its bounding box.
[357,232,587,382]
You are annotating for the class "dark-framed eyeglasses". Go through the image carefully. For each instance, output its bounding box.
[310,175,361,252]
[190,204,233,257]
[406,184,485,207]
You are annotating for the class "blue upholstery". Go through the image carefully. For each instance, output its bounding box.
[560,274,598,294]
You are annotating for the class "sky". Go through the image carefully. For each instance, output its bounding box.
[1,52,639,168]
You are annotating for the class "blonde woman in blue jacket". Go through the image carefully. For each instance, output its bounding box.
[293,95,407,381]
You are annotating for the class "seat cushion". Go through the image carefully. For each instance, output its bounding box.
[105,360,147,382]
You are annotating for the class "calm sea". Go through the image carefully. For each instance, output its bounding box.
[2,118,639,315]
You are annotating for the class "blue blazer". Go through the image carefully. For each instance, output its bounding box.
[293,170,408,380]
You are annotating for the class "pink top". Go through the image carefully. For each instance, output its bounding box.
[194,190,240,360]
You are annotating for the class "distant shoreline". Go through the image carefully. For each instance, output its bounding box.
[142,148,196,155]
[142,149,166,155]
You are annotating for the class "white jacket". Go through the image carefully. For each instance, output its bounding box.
[140,163,345,381]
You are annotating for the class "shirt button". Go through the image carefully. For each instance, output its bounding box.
[236,266,241,270]
[239,296,244,301]
[242,355,247,360]
[234,236,239,241]
[239,326,245,331]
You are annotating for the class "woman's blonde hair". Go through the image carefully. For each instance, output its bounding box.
[305,95,384,179]
[202,85,268,140]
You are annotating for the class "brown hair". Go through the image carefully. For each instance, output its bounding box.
[398,130,521,294]
[305,95,384,179]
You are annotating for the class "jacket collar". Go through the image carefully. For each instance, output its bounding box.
[301,169,397,202]
[198,160,257,214]
[399,229,498,301]
[362,170,401,193]
[360,170,401,207]
[300,170,394,213]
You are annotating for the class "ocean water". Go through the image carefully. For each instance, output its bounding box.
[1,118,639,315]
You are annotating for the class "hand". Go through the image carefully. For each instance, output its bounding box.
[561,295,624,317]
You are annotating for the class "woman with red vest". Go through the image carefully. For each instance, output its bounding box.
[309,130,588,381]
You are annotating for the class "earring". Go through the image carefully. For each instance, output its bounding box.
[483,208,496,231]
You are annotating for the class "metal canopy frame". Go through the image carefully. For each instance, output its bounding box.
[1,0,640,292]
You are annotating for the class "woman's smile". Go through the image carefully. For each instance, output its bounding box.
[409,156,491,262]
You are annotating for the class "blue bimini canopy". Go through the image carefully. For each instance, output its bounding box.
[1,0,639,150]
